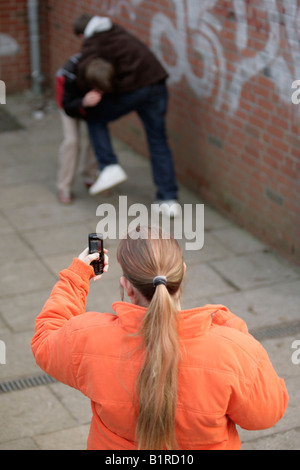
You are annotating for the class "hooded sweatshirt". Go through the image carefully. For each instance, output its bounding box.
[77,16,168,93]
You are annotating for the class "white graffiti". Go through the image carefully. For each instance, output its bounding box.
[99,0,143,21]
[0,33,19,57]
[272,0,300,105]
[103,0,300,114]
[228,0,280,112]
[151,0,227,111]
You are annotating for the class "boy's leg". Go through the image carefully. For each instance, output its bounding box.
[57,110,80,202]
[80,136,98,187]
[86,87,178,200]
[86,90,146,169]
[137,82,178,201]
[87,119,128,195]
[87,119,118,170]
[86,91,149,195]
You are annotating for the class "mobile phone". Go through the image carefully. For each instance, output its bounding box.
[88,233,104,275]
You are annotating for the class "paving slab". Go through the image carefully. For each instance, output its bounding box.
[211,280,300,331]
[0,437,40,450]
[0,232,36,265]
[3,201,95,232]
[0,387,78,443]
[211,225,267,254]
[33,424,90,450]
[0,214,15,235]
[211,251,300,291]
[241,428,300,451]
[183,263,236,303]
[50,382,92,424]
[0,330,40,381]
[22,223,96,258]
[0,289,53,333]
[0,259,56,297]
[0,183,57,210]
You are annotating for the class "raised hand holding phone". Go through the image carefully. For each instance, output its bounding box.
[78,234,108,281]
[88,233,104,275]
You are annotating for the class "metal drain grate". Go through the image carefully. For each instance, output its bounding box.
[250,320,300,341]
[0,373,56,394]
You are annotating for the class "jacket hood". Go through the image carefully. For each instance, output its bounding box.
[84,16,113,38]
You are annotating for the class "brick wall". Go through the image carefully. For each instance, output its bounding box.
[0,0,31,92]
[3,0,300,266]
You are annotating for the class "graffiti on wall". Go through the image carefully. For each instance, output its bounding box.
[98,0,144,21]
[98,0,299,113]
[0,33,19,57]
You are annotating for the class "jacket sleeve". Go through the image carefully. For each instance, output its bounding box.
[56,75,64,109]
[31,258,94,388]
[62,78,87,119]
[227,340,289,430]
[212,307,288,430]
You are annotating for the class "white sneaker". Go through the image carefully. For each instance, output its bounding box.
[152,200,181,218]
[89,164,127,195]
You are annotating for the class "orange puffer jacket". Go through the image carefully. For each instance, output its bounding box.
[31,258,288,450]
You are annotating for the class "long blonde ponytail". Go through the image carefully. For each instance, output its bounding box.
[117,227,184,450]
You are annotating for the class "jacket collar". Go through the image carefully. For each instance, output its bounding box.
[112,302,224,338]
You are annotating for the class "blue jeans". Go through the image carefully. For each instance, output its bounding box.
[87,82,178,201]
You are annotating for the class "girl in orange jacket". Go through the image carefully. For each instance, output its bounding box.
[31,227,288,450]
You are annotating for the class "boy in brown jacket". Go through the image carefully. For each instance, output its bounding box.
[71,14,180,218]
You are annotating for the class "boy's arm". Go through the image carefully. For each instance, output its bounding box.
[62,78,87,119]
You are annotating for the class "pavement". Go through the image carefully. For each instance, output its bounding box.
[0,92,300,450]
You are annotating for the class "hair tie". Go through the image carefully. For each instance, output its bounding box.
[153,276,167,288]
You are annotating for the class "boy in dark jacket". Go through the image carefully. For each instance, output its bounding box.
[72,14,180,218]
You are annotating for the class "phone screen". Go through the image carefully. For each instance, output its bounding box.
[89,239,102,254]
